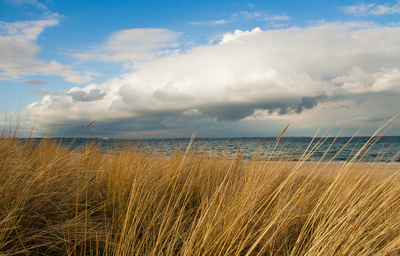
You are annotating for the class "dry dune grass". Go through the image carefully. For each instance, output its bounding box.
[0,127,400,255]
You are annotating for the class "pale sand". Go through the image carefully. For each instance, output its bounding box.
[263,161,400,177]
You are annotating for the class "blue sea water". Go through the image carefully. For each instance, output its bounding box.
[24,136,400,163]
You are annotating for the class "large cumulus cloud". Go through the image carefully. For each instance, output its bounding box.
[27,22,400,135]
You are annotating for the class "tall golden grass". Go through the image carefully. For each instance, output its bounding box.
[0,125,400,255]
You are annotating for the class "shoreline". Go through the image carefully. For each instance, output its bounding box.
[280,161,400,177]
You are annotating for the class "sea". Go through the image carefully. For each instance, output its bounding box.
[22,136,400,163]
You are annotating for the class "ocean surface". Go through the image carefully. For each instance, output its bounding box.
[23,136,400,163]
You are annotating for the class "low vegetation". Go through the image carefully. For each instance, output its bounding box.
[1,125,400,255]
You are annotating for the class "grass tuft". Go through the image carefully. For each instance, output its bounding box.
[0,127,400,255]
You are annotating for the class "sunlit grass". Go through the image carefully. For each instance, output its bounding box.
[0,124,400,255]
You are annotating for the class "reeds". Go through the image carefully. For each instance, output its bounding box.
[0,130,400,255]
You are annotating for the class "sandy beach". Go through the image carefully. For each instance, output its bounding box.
[264,161,400,177]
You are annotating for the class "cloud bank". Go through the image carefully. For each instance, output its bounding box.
[27,22,400,135]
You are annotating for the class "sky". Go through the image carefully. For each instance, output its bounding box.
[1,0,400,138]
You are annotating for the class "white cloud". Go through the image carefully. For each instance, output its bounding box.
[190,19,230,26]
[341,2,400,16]
[239,11,263,19]
[27,22,400,134]
[240,11,290,21]
[0,14,92,83]
[331,67,400,93]
[219,27,261,44]
[264,14,290,21]
[72,28,180,63]
[6,0,48,11]
[190,10,289,27]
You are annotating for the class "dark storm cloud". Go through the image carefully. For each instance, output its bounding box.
[68,89,106,102]
[295,96,324,114]
[48,113,198,138]
[199,97,323,121]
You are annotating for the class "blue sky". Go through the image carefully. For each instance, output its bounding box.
[1,0,400,138]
